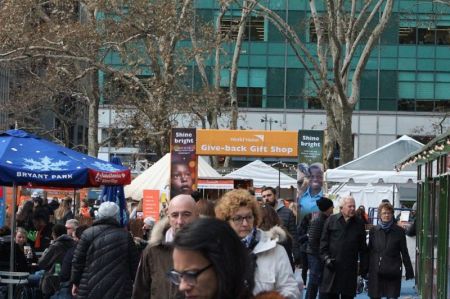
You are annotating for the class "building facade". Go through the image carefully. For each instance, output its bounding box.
[98,0,450,163]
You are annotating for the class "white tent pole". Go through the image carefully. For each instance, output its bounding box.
[8,183,17,299]
[392,183,396,208]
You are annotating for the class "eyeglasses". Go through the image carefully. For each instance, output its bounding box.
[166,264,212,286]
[230,215,254,224]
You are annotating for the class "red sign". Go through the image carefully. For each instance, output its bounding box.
[197,179,234,190]
[88,169,131,186]
[143,190,160,221]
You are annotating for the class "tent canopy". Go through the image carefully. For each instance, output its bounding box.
[325,135,423,184]
[0,129,131,187]
[225,160,297,188]
[124,154,221,200]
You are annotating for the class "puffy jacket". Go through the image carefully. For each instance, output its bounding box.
[252,228,301,299]
[306,212,328,255]
[132,217,182,299]
[38,234,74,272]
[71,218,138,299]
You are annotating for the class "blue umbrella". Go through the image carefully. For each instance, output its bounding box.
[100,156,128,226]
[0,129,131,187]
[0,129,131,281]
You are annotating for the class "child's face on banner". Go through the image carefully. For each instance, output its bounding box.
[171,163,193,197]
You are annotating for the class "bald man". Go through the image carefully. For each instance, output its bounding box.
[133,195,198,299]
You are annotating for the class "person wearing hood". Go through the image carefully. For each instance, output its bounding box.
[132,194,198,299]
[215,189,300,299]
[71,202,138,299]
[305,197,334,299]
[367,202,414,299]
[37,224,75,297]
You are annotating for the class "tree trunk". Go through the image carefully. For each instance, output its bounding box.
[336,106,354,164]
[87,95,99,157]
[224,1,253,168]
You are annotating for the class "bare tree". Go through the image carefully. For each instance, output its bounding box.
[0,0,222,157]
[250,0,394,165]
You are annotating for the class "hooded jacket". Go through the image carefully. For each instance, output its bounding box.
[132,217,183,299]
[71,217,138,299]
[38,234,74,272]
[252,227,301,299]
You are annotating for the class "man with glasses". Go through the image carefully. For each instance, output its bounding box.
[261,186,299,266]
[133,194,198,299]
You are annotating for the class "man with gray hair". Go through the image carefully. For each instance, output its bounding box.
[65,219,79,239]
[132,194,198,299]
[71,202,138,299]
[320,196,368,299]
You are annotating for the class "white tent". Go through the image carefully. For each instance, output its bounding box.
[125,154,221,200]
[225,160,297,188]
[325,135,423,208]
[326,135,423,184]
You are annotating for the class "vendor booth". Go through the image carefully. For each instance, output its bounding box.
[224,160,297,199]
[325,135,423,209]
[396,130,450,299]
[124,153,221,201]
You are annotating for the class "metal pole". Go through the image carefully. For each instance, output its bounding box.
[278,162,281,195]
[8,183,17,299]
[392,183,395,208]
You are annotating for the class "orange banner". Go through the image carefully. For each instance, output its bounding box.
[143,189,160,221]
[196,129,298,157]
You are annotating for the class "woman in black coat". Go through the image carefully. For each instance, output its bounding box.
[367,202,414,299]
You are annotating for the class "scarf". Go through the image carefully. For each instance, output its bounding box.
[379,218,394,231]
[241,228,258,250]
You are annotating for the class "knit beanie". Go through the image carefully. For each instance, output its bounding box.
[98,201,120,220]
[316,197,333,212]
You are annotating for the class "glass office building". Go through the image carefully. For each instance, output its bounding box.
[98,0,450,161]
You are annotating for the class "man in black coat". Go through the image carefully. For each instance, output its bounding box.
[305,197,334,299]
[320,196,368,299]
[71,202,138,299]
[262,186,299,262]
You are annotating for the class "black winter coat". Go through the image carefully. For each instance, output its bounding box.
[38,234,74,272]
[276,203,299,259]
[71,218,139,299]
[306,212,328,255]
[367,224,414,298]
[319,213,368,297]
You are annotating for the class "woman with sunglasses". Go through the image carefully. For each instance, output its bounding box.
[215,189,300,299]
[169,217,254,299]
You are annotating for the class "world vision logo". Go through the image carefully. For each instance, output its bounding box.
[254,135,264,142]
[229,134,265,143]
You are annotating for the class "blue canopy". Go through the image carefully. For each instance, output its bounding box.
[101,156,128,226]
[0,129,131,188]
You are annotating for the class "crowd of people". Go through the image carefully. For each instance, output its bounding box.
[0,177,415,299]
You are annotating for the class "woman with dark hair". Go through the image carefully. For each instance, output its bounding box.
[259,204,295,271]
[169,218,254,299]
[367,202,414,299]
